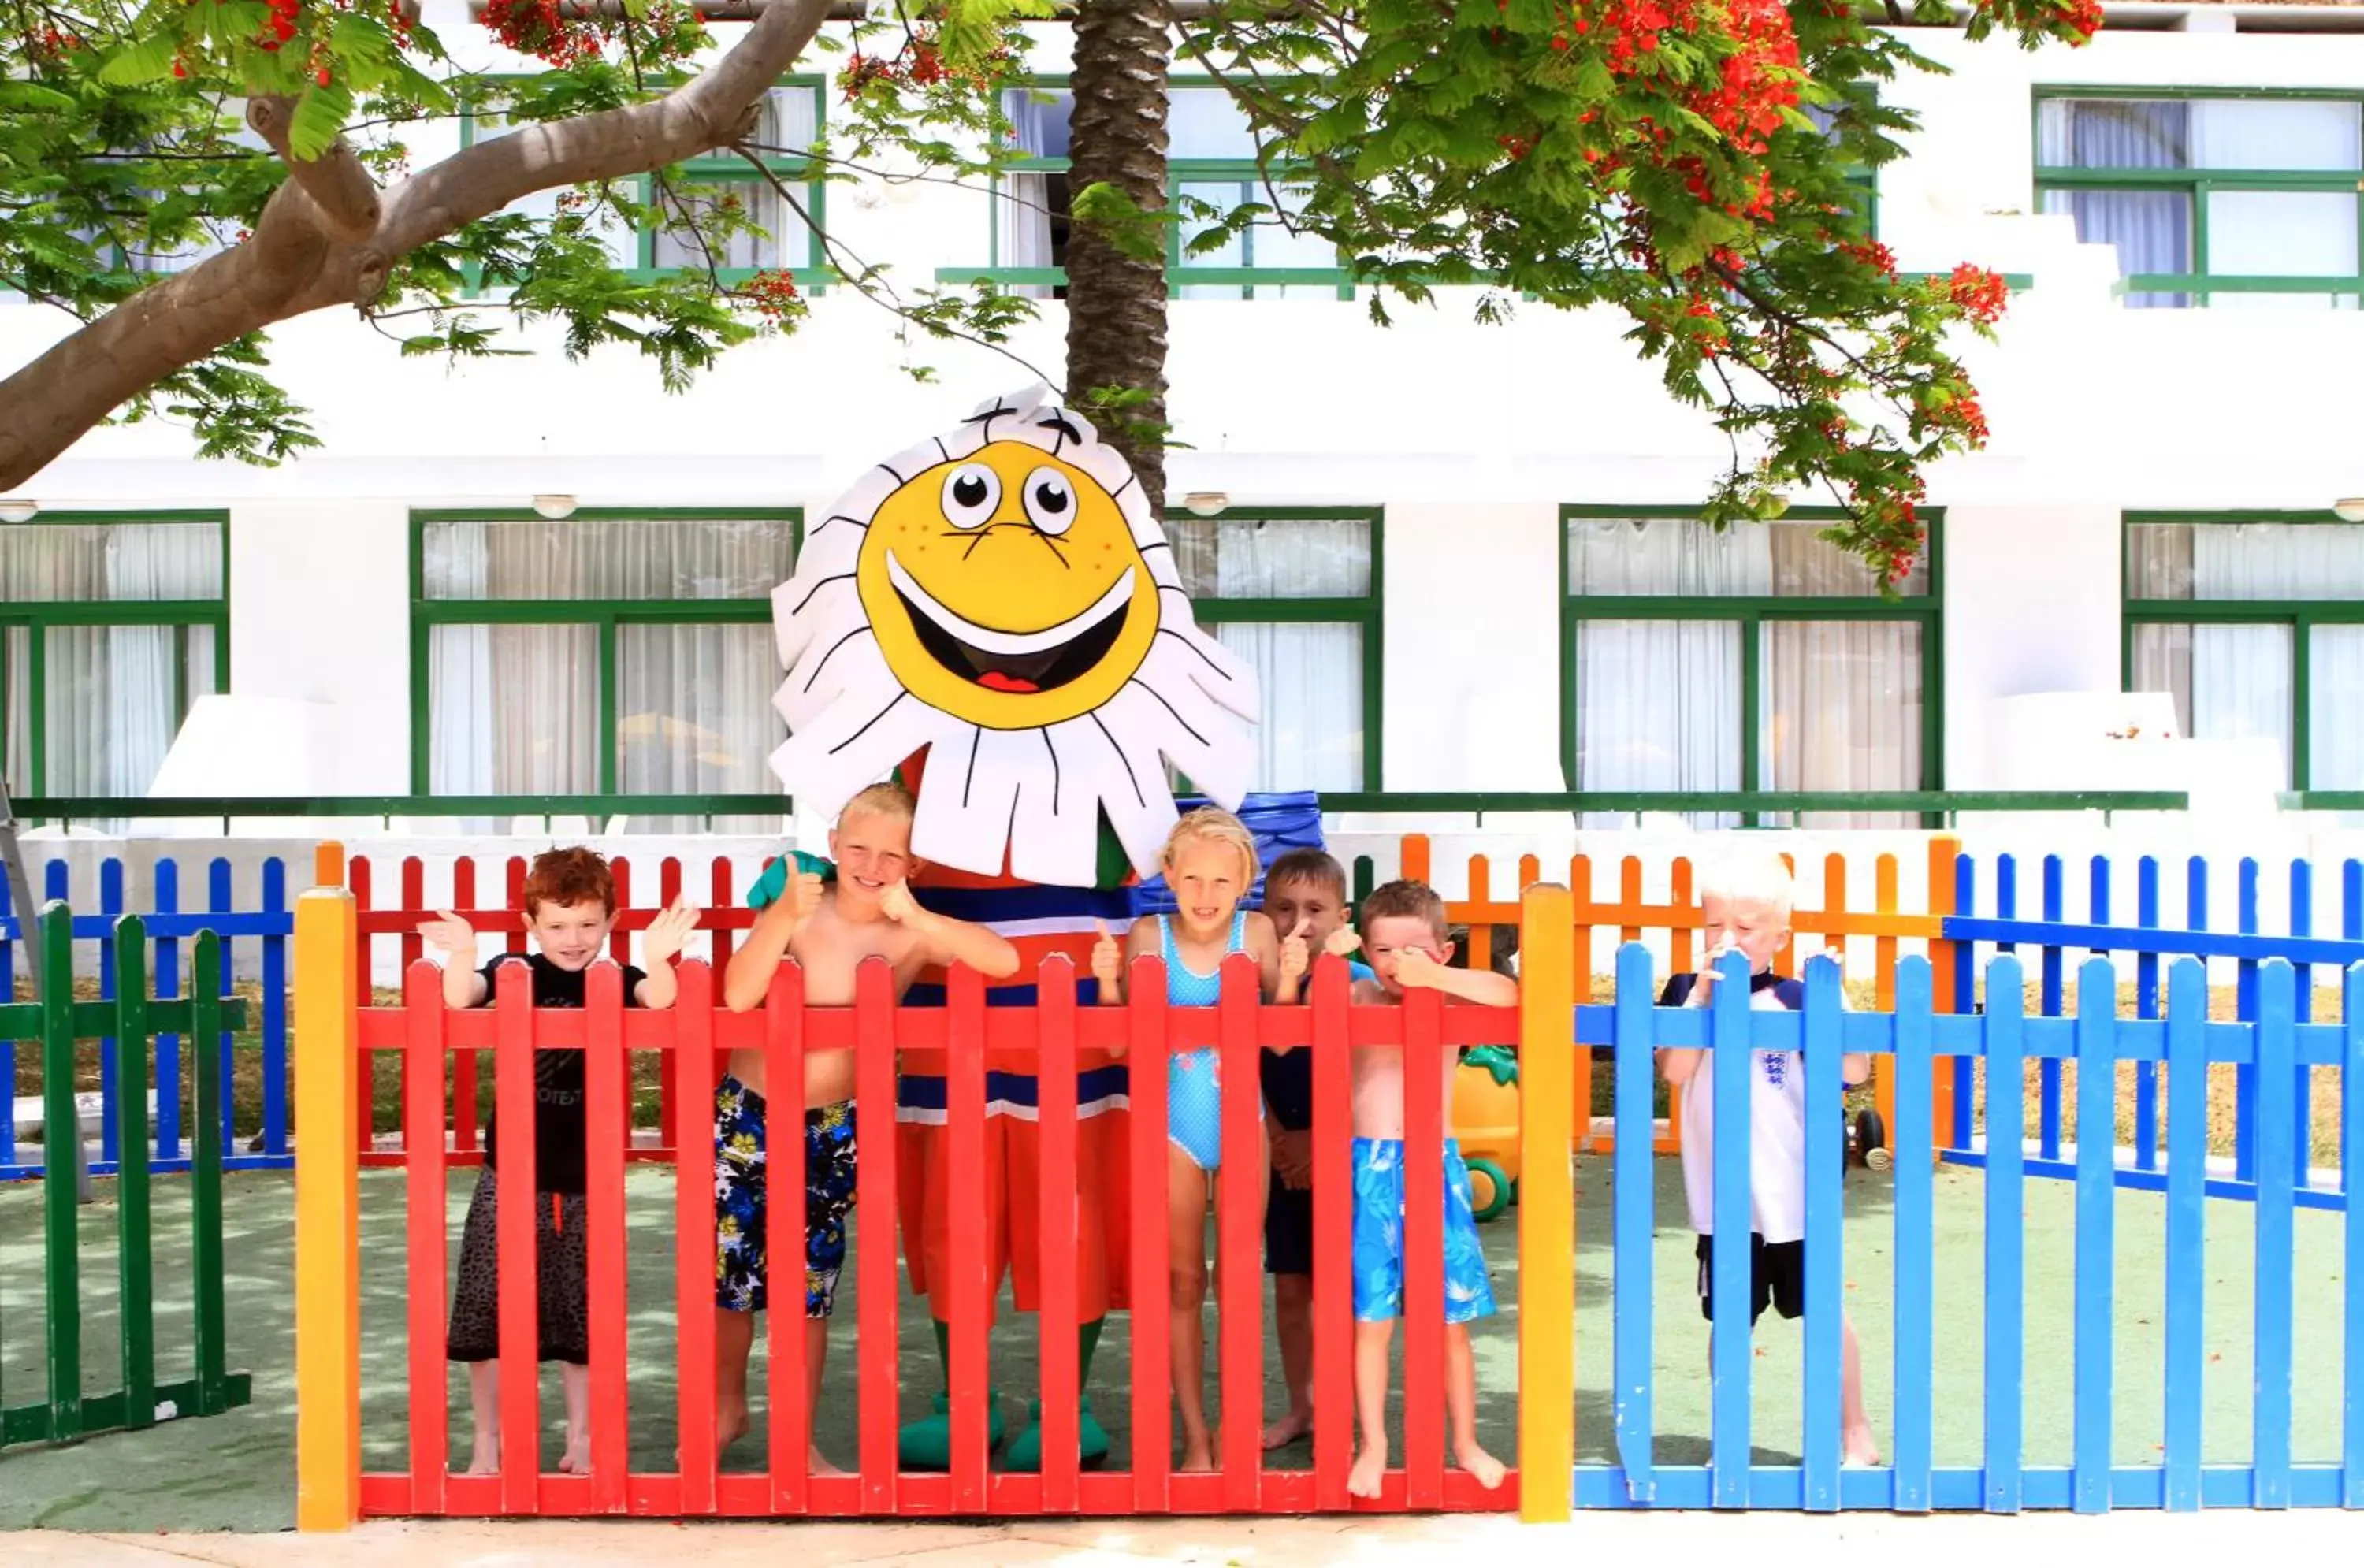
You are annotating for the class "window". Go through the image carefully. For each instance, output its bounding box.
[0,514,227,801]
[642,85,822,279]
[1560,510,1938,827]
[973,82,1349,300]
[460,83,823,287]
[1172,508,1381,792]
[2036,91,2364,308]
[412,510,799,829]
[2124,513,2364,790]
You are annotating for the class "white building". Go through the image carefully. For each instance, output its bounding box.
[9,1,2364,907]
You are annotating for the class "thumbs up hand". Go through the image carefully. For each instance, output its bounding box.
[1091,918,1124,1004]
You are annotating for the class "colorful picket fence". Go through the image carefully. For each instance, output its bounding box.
[292,879,2364,1524]
[319,843,762,1169]
[1394,834,1964,1163]
[288,883,1559,1527]
[1,904,253,1447]
[0,854,295,1178]
[1938,851,2361,1212]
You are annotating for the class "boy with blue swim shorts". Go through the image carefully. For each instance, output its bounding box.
[1331,879,1518,1499]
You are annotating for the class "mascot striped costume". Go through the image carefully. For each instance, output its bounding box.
[766,386,1259,1468]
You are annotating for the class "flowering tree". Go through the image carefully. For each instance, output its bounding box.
[0,0,2097,572]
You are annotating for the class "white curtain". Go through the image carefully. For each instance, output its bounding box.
[3,626,26,793]
[995,89,1069,300]
[652,180,808,273]
[423,518,794,823]
[1568,517,1763,827]
[2132,523,2364,789]
[1567,517,1926,827]
[2038,99,2194,307]
[2312,626,2364,789]
[1170,516,1367,790]
[0,522,219,800]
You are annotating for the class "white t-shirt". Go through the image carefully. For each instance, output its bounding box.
[1665,970,1809,1244]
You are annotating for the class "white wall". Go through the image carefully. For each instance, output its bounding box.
[9,13,2364,806]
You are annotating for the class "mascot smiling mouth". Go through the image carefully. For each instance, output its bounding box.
[887,553,1137,697]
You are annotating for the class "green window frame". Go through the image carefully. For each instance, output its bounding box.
[1171,505,1384,792]
[2034,85,2364,307]
[0,510,230,797]
[406,507,801,802]
[2121,508,2364,792]
[457,78,827,293]
[1557,505,1944,823]
[942,76,1356,299]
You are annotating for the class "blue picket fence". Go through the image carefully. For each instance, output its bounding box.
[1938,852,2358,1213]
[0,856,293,1178]
[1585,944,2361,1511]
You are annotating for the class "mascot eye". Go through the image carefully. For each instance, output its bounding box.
[941,463,1002,529]
[1023,468,1076,536]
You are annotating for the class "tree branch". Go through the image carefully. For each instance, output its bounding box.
[246,95,383,244]
[0,0,834,489]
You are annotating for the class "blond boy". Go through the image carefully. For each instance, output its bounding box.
[714,782,1020,1472]
[1656,852,1879,1466]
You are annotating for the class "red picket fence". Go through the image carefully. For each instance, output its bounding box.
[318,844,761,1168]
[343,947,1529,1518]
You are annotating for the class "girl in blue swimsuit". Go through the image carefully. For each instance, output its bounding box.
[1092,807,1280,1473]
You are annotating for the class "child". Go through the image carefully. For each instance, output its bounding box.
[418,847,699,1476]
[1255,847,1373,1451]
[715,782,1020,1473]
[1656,852,1879,1466]
[1329,879,1515,1498]
[1091,807,1281,1473]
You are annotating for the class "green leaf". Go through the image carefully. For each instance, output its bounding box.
[288,80,356,162]
[98,32,181,87]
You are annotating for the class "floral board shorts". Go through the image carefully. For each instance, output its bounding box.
[1349,1136,1497,1325]
[714,1076,858,1318]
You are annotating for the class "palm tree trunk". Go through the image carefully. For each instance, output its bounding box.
[1065,0,1173,514]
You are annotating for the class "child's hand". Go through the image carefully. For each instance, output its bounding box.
[1389,946,1448,990]
[1693,941,1739,1003]
[1324,927,1362,960]
[642,897,700,966]
[789,871,827,927]
[417,910,478,968]
[1272,1128,1313,1190]
[1277,916,1310,989]
[878,879,921,925]
[1091,919,1124,994]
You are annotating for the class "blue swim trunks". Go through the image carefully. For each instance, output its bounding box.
[1350,1137,1497,1325]
[714,1076,858,1318]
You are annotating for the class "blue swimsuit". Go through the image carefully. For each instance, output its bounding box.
[1161,910,1260,1170]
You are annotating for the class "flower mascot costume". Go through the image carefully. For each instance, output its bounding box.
[765,386,1260,1470]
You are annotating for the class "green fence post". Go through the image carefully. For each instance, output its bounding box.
[191,930,228,1416]
[115,915,156,1428]
[39,901,79,1443]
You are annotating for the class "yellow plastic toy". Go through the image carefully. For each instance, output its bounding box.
[1454,1045,1522,1221]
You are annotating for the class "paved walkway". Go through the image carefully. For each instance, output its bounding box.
[1,1510,2355,1568]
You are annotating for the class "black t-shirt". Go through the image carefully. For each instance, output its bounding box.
[478,952,645,1195]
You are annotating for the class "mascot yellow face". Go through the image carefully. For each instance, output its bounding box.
[769,388,1259,886]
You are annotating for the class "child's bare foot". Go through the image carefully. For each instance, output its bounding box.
[1262,1407,1314,1451]
[1843,1423,1881,1466]
[1346,1441,1387,1499]
[465,1439,500,1477]
[716,1400,749,1455]
[558,1438,591,1475]
[1177,1433,1217,1473]
[1454,1440,1507,1489]
[808,1445,850,1478]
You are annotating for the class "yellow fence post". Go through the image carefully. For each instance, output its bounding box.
[1518,882,1576,1523]
[1927,837,1961,1157]
[296,886,361,1531]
